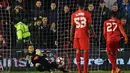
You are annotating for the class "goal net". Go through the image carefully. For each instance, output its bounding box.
[0,0,12,72]
[0,0,130,72]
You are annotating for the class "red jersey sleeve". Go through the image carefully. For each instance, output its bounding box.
[87,12,92,24]
[71,14,74,25]
[103,21,107,39]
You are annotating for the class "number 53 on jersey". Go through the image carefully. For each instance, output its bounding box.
[74,17,87,28]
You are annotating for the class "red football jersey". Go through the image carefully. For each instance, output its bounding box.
[71,9,92,38]
[104,18,123,41]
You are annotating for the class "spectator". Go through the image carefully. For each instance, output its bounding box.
[87,3,97,37]
[111,3,122,19]
[11,5,25,22]
[40,17,49,48]
[14,0,25,8]
[39,17,57,49]
[0,33,6,49]
[88,3,94,12]
[117,0,130,8]
[98,0,110,23]
[97,0,110,48]
[117,0,122,7]
[62,5,71,32]
[0,32,6,60]
[30,17,51,49]
[11,3,25,49]
[29,18,42,49]
[31,0,45,21]
[87,3,96,24]
[0,0,10,10]
[49,22,57,48]
[121,18,130,48]
[58,5,71,48]
[48,2,57,26]
[104,0,117,9]
[120,0,130,23]
[0,0,10,33]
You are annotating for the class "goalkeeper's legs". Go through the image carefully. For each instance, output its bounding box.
[50,62,69,73]
[35,63,45,72]
[35,63,52,72]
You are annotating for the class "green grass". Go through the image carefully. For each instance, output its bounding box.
[1,71,130,73]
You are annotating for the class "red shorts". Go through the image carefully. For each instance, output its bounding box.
[106,40,119,53]
[73,38,89,50]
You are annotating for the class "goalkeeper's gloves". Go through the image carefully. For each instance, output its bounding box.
[35,49,47,57]
[36,49,42,56]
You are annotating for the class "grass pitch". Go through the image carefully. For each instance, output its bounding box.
[1,71,130,73]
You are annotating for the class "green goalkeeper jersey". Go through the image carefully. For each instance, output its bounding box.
[14,22,31,40]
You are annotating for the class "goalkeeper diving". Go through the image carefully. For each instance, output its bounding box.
[27,45,69,73]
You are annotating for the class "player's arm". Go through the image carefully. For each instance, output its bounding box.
[88,23,96,38]
[70,14,75,42]
[87,13,96,38]
[70,23,75,42]
[103,21,107,40]
[118,23,128,44]
[35,49,46,57]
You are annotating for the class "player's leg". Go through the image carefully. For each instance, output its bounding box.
[50,62,69,73]
[73,38,82,73]
[35,63,52,72]
[35,63,45,72]
[34,56,52,71]
[83,50,89,73]
[106,51,116,73]
[76,49,82,73]
[80,38,89,73]
[106,41,117,73]
[113,41,120,73]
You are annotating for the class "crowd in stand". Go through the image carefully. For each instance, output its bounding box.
[0,0,130,49]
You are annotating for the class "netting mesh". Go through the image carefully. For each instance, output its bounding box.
[0,0,11,72]
[0,0,130,72]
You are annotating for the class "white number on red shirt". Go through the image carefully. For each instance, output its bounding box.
[107,22,118,32]
[74,17,87,28]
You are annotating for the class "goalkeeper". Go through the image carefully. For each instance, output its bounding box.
[27,45,69,73]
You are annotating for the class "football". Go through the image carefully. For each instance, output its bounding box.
[56,57,65,66]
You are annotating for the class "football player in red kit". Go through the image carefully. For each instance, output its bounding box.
[70,0,96,73]
[104,13,128,73]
